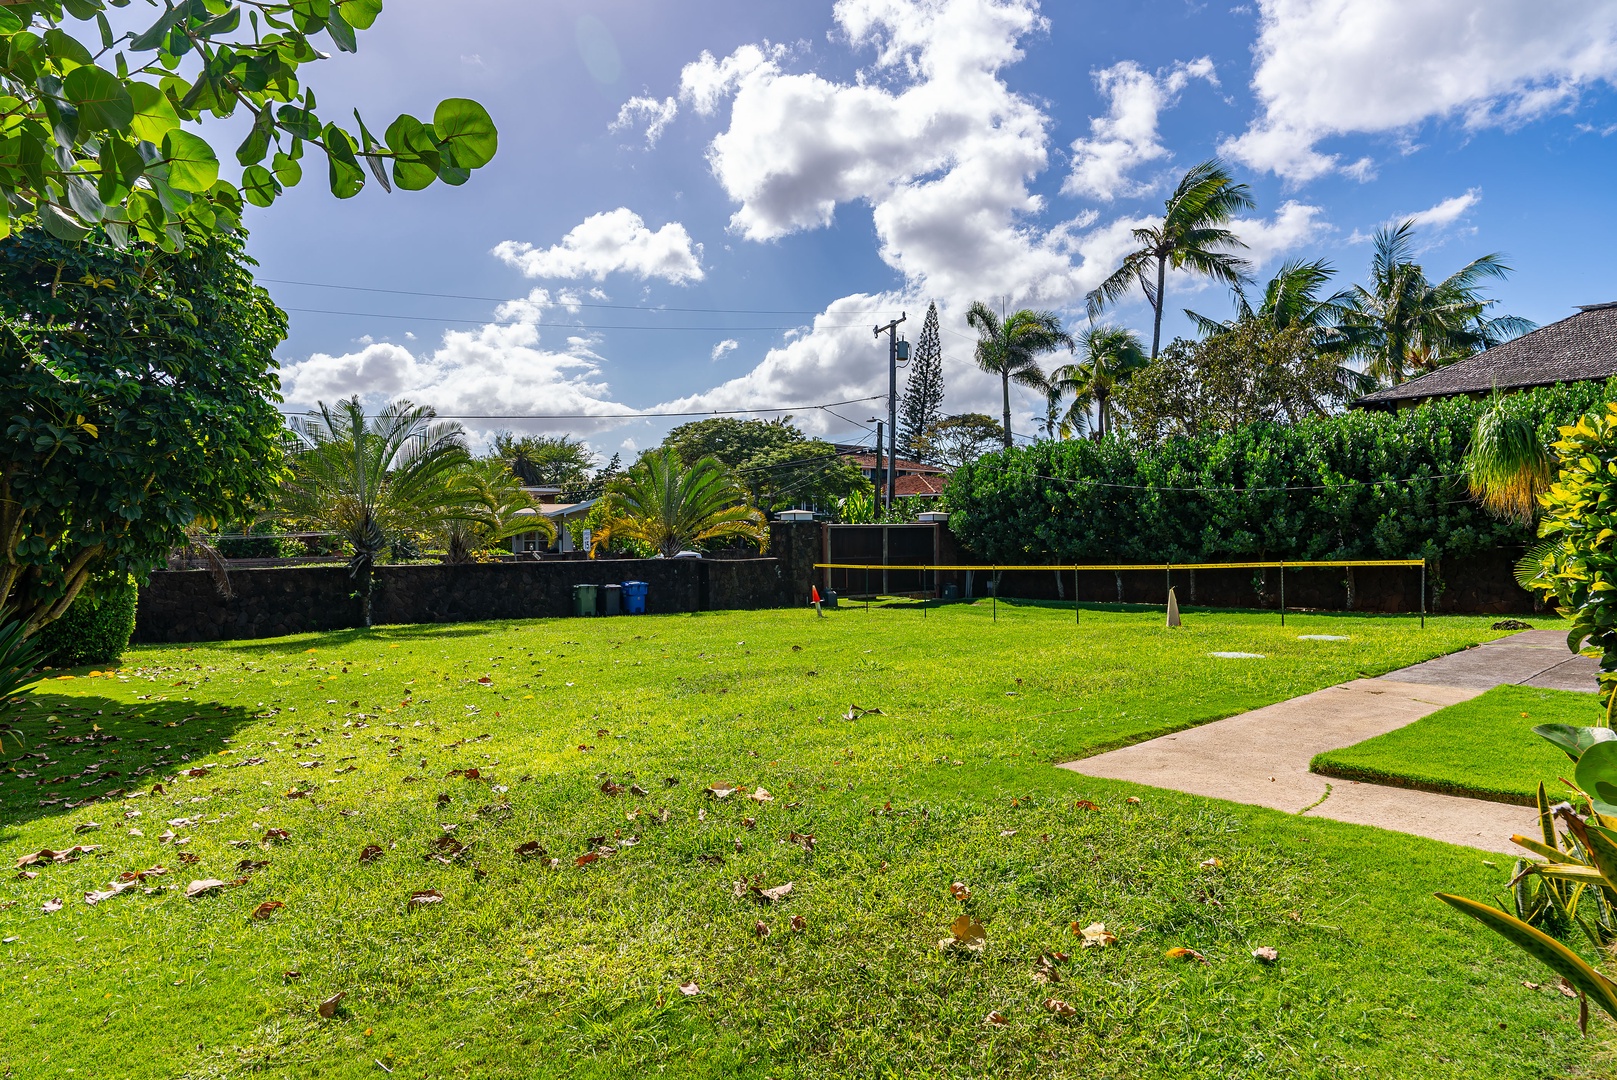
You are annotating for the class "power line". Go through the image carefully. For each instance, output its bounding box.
[281,306,871,331]
[275,395,887,422]
[264,277,898,317]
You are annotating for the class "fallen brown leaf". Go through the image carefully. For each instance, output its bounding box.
[263,828,291,842]
[359,844,384,864]
[748,788,774,803]
[185,878,226,898]
[1076,922,1116,948]
[42,897,63,913]
[752,882,793,904]
[513,841,546,858]
[407,889,443,908]
[985,1010,1009,1026]
[938,913,987,953]
[754,919,770,939]
[1125,796,1141,805]
[1042,998,1077,1018]
[318,991,346,1018]
[790,914,807,932]
[1251,946,1278,963]
[1073,800,1100,812]
[704,785,736,800]
[1164,947,1205,963]
[575,852,601,867]
[251,900,284,920]
[950,881,972,900]
[677,980,700,996]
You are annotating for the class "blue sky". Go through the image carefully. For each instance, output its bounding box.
[249,0,1617,457]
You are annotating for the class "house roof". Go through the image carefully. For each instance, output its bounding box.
[893,473,947,497]
[1353,302,1617,409]
[844,453,946,475]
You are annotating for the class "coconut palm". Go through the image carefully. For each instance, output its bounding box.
[439,458,551,563]
[1049,325,1147,439]
[278,397,479,627]
[1465,394,1553,525]
[1087,158,1255,359]
[604,449,766,559]
[1339,221,1535,386]
[964,301,1074,448]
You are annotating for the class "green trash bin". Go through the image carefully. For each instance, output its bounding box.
[572,583,599,617]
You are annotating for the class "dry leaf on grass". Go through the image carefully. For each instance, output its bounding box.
[318,991,345,1018]
[1125,796,1141,805]
[1165,947,1205,963]
[73,821,100,834]
[748,788,773,803]
[407,889,443,908]
[754,920,770,939]
[704,785,736,800]
[83,880,138,905]
[1075,922,1116,948]
[185,879,226,898]
[251,900,284,920]
[513,841,546,859]
[950,881,972,900]
[359,844,384,864]
[1073,800,1100,812]
[1042,998,1077,1018]
[1251,946,1278,963]
[41,897,63,913]
[752,882,793,904]
[790,915,806,932]
[179,852,200,865]
[575,852,601,867]
[1199,857,1221,869]
[938,913,987,953]
[677,981,700,996]
[985,1010,1009,1026]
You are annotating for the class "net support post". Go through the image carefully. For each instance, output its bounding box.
[1280,562,1285,627]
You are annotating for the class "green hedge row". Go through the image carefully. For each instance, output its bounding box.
[945,381,1615,564]
[38,577,138,667]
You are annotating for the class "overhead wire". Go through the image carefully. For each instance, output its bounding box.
[274,395,887,422]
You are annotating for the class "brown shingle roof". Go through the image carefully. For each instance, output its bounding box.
[1353,302,1617,409]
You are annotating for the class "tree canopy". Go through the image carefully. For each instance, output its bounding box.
[1,224,286,629]
[898,301,944,458]
[0,0,497,248]
[660,417,864,514]
[491,432,596,490]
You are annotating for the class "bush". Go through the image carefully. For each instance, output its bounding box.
[946,380,1616,564]
[38,578,138,667]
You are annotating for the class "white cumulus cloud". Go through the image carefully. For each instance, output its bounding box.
[1222,0,1617,182]
[610,95,679,146]
[493,208,704,284]
[1407,188,1482,230]
[710,338,739,361]
[1063,57,1217,201]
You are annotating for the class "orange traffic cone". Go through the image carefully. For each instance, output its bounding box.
[811,585,824,617]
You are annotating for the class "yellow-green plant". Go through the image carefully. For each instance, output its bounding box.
[1516,402,1617,713]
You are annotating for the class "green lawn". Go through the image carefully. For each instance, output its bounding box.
[0,602,1605,1079]
[1311,684,1601,806]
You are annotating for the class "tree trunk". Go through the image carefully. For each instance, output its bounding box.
[1097,390,1109,439]
[1151,252,1167,359]
[1001,369,1013,448]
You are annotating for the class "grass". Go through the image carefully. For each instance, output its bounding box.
[1311,684,1602,806]
[0,601,1606,1079]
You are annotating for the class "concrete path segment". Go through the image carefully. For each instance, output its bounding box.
[1058,630,1597,854]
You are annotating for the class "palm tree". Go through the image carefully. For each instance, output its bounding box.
[1049,325,1147,439]
[964,301,1074,448]
[1339,221,1535,386]
[279,397,478,627]
[1187,258,1373,398]
[439,458,551,563]
[604,449,766,559]
[1088,158,1255,359]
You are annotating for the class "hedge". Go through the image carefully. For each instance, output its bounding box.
[38,577,138,667]
[945,381,1616,565]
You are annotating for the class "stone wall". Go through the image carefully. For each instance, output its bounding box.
[134,556,785,644]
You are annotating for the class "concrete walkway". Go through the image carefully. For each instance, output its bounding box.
[1057,631,1598,854]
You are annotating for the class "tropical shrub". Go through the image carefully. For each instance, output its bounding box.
[37,575,137,666]
[947,380,1616,566]
[1517,402,1617,711]
[1438,726,1617,1033]
[0,610,44,704]
[602,451,766,559]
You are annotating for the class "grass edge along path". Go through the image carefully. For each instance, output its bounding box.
[1310,684,1601,807]
[1,604,1606,1079]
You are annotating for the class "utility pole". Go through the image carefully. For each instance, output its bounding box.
[873,313,907,513]
[867,418,884,515]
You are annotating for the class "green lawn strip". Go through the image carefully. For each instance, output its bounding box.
[1310,684,1600,806]
[0,606,1599,1078]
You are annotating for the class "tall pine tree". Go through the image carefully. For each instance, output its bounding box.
[899,301,945,460]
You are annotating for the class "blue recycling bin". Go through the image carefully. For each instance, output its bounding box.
[622,580,648,615]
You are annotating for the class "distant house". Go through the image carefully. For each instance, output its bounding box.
[838,450,948,498]
[1353,302,1617,411]
[508,497,599,554]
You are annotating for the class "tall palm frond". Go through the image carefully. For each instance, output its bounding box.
[440,458,551,563]
[1340,221,1535,386]
[1087,158,1255,358]
[606,450,766,559]
[965,301,1074,447]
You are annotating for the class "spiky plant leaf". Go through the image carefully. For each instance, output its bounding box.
[1436,892,1617,1021]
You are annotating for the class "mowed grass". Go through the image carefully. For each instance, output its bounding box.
[0,601,1606,1079]
[1312,683,1601,805]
